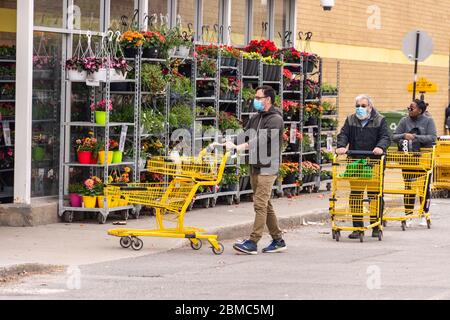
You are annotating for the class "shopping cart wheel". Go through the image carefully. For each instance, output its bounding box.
[202,198,210,209]
[401,221,406,231]
[63,211,74,223]
[378,230,383,241]
[359,232,364,243]
[190,239,203,250]
[335,231,340,242]
[97,213,107,224]
[120,236,132,249]
[212,243,225,255]
[131,238,143,251]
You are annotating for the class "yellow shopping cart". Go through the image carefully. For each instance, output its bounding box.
[106,145,229,255]
[433,138,450,197]
[383,147,434,230]
[330,151,385,242]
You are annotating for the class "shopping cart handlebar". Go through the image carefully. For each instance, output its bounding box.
[346,150,385,157]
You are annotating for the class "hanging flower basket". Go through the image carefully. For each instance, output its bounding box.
[67,69,87,82]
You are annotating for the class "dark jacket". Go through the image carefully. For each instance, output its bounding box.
[235,106,284,175]
[337,108,391,152]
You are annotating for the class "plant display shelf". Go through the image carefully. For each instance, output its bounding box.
[59,53,140,224]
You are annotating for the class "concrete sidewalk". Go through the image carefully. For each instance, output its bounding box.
[0,192,329,269]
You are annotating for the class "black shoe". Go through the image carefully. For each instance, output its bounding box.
[348,231,361,239]
[372,228,380,238]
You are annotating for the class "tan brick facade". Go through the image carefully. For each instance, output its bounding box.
[297,0,450,135]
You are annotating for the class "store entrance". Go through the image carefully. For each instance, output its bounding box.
[0,0,16,204]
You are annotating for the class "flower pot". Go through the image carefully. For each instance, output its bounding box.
[112,150,123,164]
[67,70,87,82]
[98,151,113,165]
[221,57,230,67]
[110,197,120,208]
[168,47,177,57]
[123,47,137,58]
[177,45,190,57]
[197,88,215,98]
[97,196,113,208]
[95,111,107,125]
[90,155,98,164]
[82,196,97,209]
[251,60,260,75]
[32,146,45,161]
[263,64,276,81]
[109,69,127,82]
[243,59,251,76]
[89,68,107,82]
[273,66,281,81]
[286,56,300,64]
[69,194,82,207]
[229,57,238,68]
[77,151,92,164]
[304,57,316,73]
[283,173,297,185]
[119,199,129,207]
[143,47,161,59]
[306,117,318,126]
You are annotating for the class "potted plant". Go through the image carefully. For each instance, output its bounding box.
[196,81,215,97]
[169,103,193,129]
[141,63,168,94]
[120,31,145,58]
[32,134,46,161]
[142,31,166,58]
[0,45,15,59]
[303,53,319,73]
[304,103,323,126]
[0,84,15,100]
[242,52,262,76]
[275,47,302,64]
[66,56,88,82]
[245,39,278,57]
[220,46,240,67]
[219,112,242,132]
[220,167,240,191]
[68,183,83,207]
[283,127,303,152]
[322,83,338,96]
[239,164,250,191]
[75,135,98,164]
[97,140,113,165]
[81,176,103,209]
[197,55,217,78]
[108,57,129,82]
[302,134,314,153]
[33,55,55,80]
[141,108,165,136]
[109,139,123,163]
[282,100,300,121]
[90,99,113,126]
[262,56,283,81]
[196,105,216,118]
[170,74,192,101]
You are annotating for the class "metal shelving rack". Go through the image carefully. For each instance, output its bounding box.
[0,55,15,202]
[58,49,139,224]
[301,56,322,193]
[319,61,340,191]
[279,57,303,197]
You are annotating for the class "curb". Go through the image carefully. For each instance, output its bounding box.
[0,264,65,284]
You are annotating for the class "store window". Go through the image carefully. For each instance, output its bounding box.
[0,0,16,203]
[73,0,101,31]
[274,0,287,47]
[149,0,168,28]
[109,0,136,31]
[31,32,62,197]
[252,0,269,41]
[34,0,64,28]
[202,0,219,43]
[176,0,195,36]
[230,0,246,46]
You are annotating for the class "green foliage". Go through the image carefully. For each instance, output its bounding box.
[141,108,165,136]
[221,167,240,186]
[170,74,192,96]
[242,87,256,102]
[141,63,168,93]
[219,112,242,131]
[69,183,83,194]
[169,103,193,129]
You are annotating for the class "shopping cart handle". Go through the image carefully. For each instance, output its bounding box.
[120,187,148,191]
[109,183,128,187]
[347,150,384,156]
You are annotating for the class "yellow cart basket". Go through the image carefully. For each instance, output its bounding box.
[433,139,450,195]
[383,147,434,230]
[330,151,385,242]
[106,147,229,255]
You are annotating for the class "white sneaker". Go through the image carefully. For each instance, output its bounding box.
[419,217,428,227]
[405,219,413,228]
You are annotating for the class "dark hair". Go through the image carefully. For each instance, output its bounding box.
[256,86,276,105]
[414,99,428,114]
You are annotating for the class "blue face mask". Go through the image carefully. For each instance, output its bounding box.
[356,107,369,120]
[253,99,265,112]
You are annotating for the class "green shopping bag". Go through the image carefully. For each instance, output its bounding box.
[340,159,373,179]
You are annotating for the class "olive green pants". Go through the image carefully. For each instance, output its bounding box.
[249,174,283,243]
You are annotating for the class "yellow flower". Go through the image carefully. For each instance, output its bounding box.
[123,167,131,173]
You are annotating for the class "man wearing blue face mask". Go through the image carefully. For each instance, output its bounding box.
[336,94,391,239]
[224,86,285,255]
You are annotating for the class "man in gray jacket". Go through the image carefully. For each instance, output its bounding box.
[224,86,285,255]
[393,99,437,227]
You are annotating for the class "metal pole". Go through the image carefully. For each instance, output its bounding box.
[412,31,420,101]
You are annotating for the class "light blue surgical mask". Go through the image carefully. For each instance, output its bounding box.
[253,99,264,112]
[355,106,369,120]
